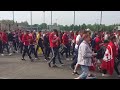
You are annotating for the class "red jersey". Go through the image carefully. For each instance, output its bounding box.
[62,33,69,45]
[71,32,74,39]
[74,35,77,44]
[49,32,57,48]
[22,34,30,46]
[2,32,8,43]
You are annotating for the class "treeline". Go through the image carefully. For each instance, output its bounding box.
[31,23,120,31]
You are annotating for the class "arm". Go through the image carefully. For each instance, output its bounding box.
[80,44,93,58]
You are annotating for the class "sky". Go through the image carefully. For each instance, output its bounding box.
[0,11,120,26]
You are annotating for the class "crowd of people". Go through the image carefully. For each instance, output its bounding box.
[0,28,120,79]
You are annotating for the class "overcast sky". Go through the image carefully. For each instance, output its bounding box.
[0,11,120,26]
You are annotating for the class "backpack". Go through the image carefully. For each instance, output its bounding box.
[96,46,106,59]
[91,37,96,49]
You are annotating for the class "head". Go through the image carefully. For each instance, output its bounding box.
[53,29,58,35]
[26,30,29,35]
[39,31,41,35]
[104,40,109,46]
[83,31,91,43]
[109,35,116,42]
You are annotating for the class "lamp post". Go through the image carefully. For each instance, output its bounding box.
[51,11,52,30]
[30,11,32,30]
[100,11,102,30]
[73,11,75,31]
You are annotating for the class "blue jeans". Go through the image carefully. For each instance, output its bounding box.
[79,65,89,79]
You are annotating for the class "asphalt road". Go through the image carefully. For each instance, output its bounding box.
[0,53,119,79]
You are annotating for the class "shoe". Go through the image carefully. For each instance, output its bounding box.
[15,51,19,53]
[74,77,80,79]
[66,58,69,61]
[1,54,4,56]
[48,62,51,67]
[44,59,48,61]
[30,59,34,62]
[52,64,58,67]
[72,71,79,75]
[9,53,12,56]
[60,63,64,66]
[35,58,38,60]
[21,58,26,61]
[102,74,110,77]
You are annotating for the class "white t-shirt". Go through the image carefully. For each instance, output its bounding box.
[75,34,81,49]
[104,34,108,40]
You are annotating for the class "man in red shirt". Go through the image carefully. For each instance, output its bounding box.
[48,29,59,67]
[61,32,69,60]
[29,31,38,59]
[0,31,2,54]
[1,30,12,56]
[94,32,103,53]
[21,30,33,62]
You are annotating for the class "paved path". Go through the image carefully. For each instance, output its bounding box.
[0,54,119,79]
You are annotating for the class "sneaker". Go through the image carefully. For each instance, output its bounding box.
[60,63,64,66]
[9,53,12,56]
[44,59,48,61]
[1,54,4,56]
[72,71,79,75]
[102,74,110,77]
[52,64,58,67]
[15,51,19,53]
[30,59,34,62]
[74,77,80,79]
[66,58,69,61]
[21,58,26,61]
[35,58,38,60]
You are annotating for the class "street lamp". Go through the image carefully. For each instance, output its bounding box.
[43,11,45,24]
[73,11,75,31]
[51,11,52,30]
[30,11,32,30]
[100,11,102,30]
[13,11,14,24]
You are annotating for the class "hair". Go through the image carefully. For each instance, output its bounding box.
[53,29,58,34]
[109,35,116,41]
[82,31,91,39]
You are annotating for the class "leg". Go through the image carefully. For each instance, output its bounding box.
[57,47,63,64]
[114,61,120,75]
[5,43,10,54]
[75,65,89,79]
[35,45,39,57]
[26,46,32,60]
[40,46,44,55]
[65,44,68,58]
[48,48,56,67]
[44,46,48,59]
[22,45,27,59]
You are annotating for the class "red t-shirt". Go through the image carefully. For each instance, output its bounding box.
[62,33,69,45]
[71,32,74,39]
[22,34,30,46]
[0,32,2,39]
[49,32,57,48]
[95,37,102,51]
[74,35,77,44]
[2,32,8,43]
